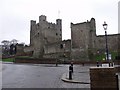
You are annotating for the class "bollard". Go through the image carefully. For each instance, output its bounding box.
[71,65,73,73]
[110,61,114,67]
[69,70,72,80]
[56,63,58,66]
[111,62,114,67]
[71,62,73,73]
[55,59,58,66]
[97,61,99,67]
[109,62,111,67]
[69,65,72,80]
[82,63,84,66]
[99,61,102,67]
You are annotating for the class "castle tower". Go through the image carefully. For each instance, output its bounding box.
[89,18,96,49]
[39,15,46,22]
[32,15,47,58]
[71,21,90,60]
[39,15,47,30]
[30,15,63,58]
[56,19,62,40]
[30,20,36,46]
[71,18,96,61]
[88,18,96,60]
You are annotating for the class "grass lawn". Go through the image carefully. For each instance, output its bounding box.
[95,54,106,61]
[2,58,15,62]
[16,56,34,59]
[1,56,33,62]
[95,51,118,61]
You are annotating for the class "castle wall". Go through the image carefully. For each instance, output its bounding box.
[43,40,71,59]
[16,44,25,56]
[95,34,119,52]
[71,17,119,61]
[71,22,90,49]
[29,15,119,60]
[32,31,44,58]
[42,27,61,44]
[71,19,95,61]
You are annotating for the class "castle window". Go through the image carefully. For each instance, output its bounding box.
[60,29,61,31]
[60,34,61,36]
[48,27,50,29]
[90,29,93,32]
[56,33,58,36]
[60,44,63,49]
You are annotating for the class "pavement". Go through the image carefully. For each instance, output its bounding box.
[61,65,91,84]
[61,64,120,89]
[61,72,90,84]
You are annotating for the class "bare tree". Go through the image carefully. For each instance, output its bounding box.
[1,40,10,55]
[1,40,10,46]
[10,39,18,45]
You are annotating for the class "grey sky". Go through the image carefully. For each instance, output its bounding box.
[0,0,119,44]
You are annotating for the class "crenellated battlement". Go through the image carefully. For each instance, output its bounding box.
[30,15,62,58]
[29,15,119,60]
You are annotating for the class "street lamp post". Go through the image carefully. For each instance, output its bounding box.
[103,21,109,61]
[63,43,66,63]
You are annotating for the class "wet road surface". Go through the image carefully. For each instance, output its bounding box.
[2,63,90,88]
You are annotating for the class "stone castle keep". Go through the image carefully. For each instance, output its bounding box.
[30,15,62,58]
[25,15,120,61]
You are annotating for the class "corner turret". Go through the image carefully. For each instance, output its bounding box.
[39,15,46,22]
[56,19,62,40]
[30,20,36,46]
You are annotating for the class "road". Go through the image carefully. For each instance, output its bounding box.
[2,63,90,89]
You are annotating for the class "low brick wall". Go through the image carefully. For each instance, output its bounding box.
[90,67,118,90]
[114,60,120,65]
[2,55,15,59]
[71,60,120,65]
[115,65,120,73]
[14,57,120,65]
[14,58,58,64]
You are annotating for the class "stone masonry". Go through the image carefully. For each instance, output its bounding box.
[71,18,96,60]
[24,15,120,61]
[30,15,62,58]
[71,18,120,61]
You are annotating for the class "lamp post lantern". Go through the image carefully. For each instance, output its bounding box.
[103,21,109,61]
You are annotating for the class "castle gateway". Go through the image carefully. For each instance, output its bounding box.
[25,15,120,61]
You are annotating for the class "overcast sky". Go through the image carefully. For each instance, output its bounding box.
[0,0,119,45]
